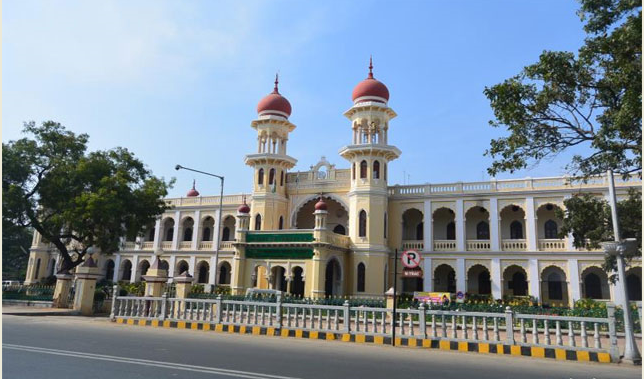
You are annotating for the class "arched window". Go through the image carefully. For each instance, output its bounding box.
[373,160,380,179]
[280,170,284,186]
[269,168,275,185]
[416,222,424,240]
[510,221,523,239]
[279,216,284,230]
[352,163,356,180]
[258,168,264,185]
[122,260,132,281]
[544,220,558,239]
[476,221,490,240]
[584,273,603,299]
[197,263,209,284]
[360,160,367,179]
[222,227,230,241]
[359,210,367,237]
[333,225,346,235]
[547,272,563,300]
[34,259,41,280]
[105,260,115,281]
[148,227,155,241]
[446,222,456,240]
[176,261,189,275]
[255,214,262,230]
[202,227,211,242]
[357,263,366,292]
[219,263,231,285]
[183,227,193,241]
[165,228,173,242]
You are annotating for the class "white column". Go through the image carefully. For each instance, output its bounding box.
[526,196,538,251]
[563,194,575,250]
[112,254,122,282]
[171,211,181,250]
[568,259,580,305]
[491,258,502,299]
[168,255,177,282]
[489,198,500,251]
[153,219,162,248]
[423,256,433,292]
[610,273,625,305]
[192,210,201,250]
[130,255,140,283]
[529,259,540,299]
[423,200,432,252]
[188,256,197,278]
[456,258,466,293]
[209,255,217,285]
[455,199,465,251]
[212,209,222,251]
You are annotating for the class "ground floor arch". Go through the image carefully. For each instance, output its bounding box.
[290,266,305,297]
[581,266,610,300]
[626,266,642,301]
[270,266,286,291]
[540,266,568,305]
[196,261,209,284]
[503,265,527,297]
[120,259,133,281]
[218,262,231,285]
[467,264,491,295]
[434,264,455,293]
[324,258,342,297]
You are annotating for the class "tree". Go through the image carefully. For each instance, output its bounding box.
[2,121,173,274]
[483,0,641,178]
[557,189,641,281]
[2,219,32,280]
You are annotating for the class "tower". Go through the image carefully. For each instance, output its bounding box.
[245,75,297,230]
[340,58,400,295]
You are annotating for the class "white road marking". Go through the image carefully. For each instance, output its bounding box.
[3,343,302,379]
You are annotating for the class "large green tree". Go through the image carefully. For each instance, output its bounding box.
[483,0,641,178]
[3,121,173,274]
[2,219,32,280]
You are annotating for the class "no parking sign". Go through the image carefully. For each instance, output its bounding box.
[401,250,421,269]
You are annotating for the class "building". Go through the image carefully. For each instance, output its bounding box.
[25,62,642,306]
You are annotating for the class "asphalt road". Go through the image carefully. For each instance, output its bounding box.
[2,315,642,379]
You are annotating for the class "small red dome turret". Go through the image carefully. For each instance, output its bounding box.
[352,57,389,103]
[314,197,327,211]
[186,180,200,197]
[238,198,250,214]
[257,74,292,118]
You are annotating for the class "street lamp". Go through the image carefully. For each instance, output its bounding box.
[175,164,224,289]
[602,169,641,364]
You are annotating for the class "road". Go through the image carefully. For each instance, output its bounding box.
[2,314,642,379]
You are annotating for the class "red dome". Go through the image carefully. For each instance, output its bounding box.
[314,197,327,211]
[186,180,199,197]
[352,57,389,103]
[257,75,292,117]
[238,200,250,214]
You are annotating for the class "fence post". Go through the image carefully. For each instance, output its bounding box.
[343,300,351,333]
[504,306,515,345]
[276,293,283,329]
[215,295,222,324]
[418,304,427,339]
[160,292,168,321]
[606,303,620,362]
[110,284,119,321]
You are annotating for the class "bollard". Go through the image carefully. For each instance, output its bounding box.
[504,306,515,345]
[418,304,427,339]
[110,284,119,321]
[343,300,351,333]
[606,303,620,362]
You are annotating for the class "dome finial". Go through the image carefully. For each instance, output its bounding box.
[273,73,279,93]
[192,179,196,190]
[368,56,373,79]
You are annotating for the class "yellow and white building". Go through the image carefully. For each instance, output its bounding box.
[26,63,642,307]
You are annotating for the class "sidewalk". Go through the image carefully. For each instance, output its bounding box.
[2,305,81,316]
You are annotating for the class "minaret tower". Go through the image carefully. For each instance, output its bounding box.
[340,58,400,294]
[245,75,297,230]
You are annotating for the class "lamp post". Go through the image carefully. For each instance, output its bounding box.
[175,165,224,289]
[602,169,641,364]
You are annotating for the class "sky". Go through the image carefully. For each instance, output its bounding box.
[3,0,590,198]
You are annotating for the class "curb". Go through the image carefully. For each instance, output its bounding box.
[114,318,612,363]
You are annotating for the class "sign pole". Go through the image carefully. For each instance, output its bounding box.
[392,248,398,346]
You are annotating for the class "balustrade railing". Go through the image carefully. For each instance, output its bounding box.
[466,240,491,251]
[199,241,213,250]
[161,242,172,250]
[179,241,192,250]
[220,241,235,250]
[401,240,424,251]
[502,239,527,251]
[433,240,456,251]
[141,242,154,250]
[538,239,567,251]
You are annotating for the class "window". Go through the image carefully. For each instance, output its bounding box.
[222,227,230,241]
[269,168,275,185]
[280,171,284,186]
[476,221,490,240]
[359,210,367,237]
[258,168,264,185]
[279,216,284,230]
[333,225,346,235]
[446,222,456,240]
[202,227,211,242]
[183,227,193,241]
[510,221,523,239]
[384,164,387,181]
[416,222,424,240]
[357,263,366,292]
[34,259,41,280]
[148,227,155,241]
[547,272,563,300]
[360,160,367,179]
[373,160,380,179]
[255,214,262,230]
[165,227,174,241]
[544,220,558,239]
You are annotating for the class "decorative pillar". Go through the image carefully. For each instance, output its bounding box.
[313,197,328,242]
[455,200,465,251]
[192,210,201,250]
[528,259,540,300]
[456,258,466,293]
[73,256,102,316]
[142,257,168,297]
[153,219,162,248]
[167,255,176,282]
[423,200,432,252]
[174,272,193,299]
[526,196,538,251]
[489,198,500,251]
[491,258,502,299]
[188,256,196,278]
[130,254,140,283]
[171,210,181,250]
[52,272,73,308]
[568,259,580,306]
[209,255,217,286]
[310,250,325,298]
[422,256,433,292]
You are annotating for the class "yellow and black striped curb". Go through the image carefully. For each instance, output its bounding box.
[114,318,613,363]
